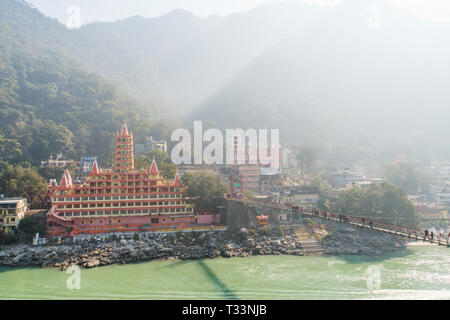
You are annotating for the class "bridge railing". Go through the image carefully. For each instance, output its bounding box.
[242,199,449,245]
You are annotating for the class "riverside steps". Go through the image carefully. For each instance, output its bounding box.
[297,239,324,256]
[236,199,450,248]
[288,225,323,256]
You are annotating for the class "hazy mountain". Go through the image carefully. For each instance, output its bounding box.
[65,10,222,116]
[64,2,324,117]
[188,0,450,162]
[2,0,450,166]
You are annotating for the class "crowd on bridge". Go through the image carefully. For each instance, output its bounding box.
[257,198,450,247]
[423,229,450,244]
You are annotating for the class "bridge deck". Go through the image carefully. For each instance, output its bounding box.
[238,199,449,247]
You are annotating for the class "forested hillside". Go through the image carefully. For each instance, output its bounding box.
[0,0,153,166]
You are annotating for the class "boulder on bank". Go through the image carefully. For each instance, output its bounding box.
[323,226,406,255]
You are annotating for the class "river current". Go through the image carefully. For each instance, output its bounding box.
[0,243,449,300]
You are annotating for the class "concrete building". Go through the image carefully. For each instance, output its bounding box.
[334,169,365,189]
[288,186,320,207]
[0,197,28,234]
[414,202,448,220]
[229,165,260,193]
[134,136,168,159]
[40,154,74,168]
[353,161,382,180]
[282,148,298,169]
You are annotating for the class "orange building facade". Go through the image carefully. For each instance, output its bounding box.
[47,123,220,237]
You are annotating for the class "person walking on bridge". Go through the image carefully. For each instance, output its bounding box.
[430,231,434,243]
[424,229,429,241]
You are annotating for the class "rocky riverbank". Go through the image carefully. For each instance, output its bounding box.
[0,226,407,270]
[323,225,407,255]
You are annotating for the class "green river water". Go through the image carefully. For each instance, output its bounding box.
[0,243,449,300]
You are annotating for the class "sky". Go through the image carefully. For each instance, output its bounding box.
[27,0,450,27]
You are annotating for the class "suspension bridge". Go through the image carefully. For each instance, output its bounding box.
[236,199,450,247]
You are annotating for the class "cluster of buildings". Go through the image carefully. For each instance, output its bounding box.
[226,138,283,197]
[46,123,221,237]
[330,167,384,195]
[12,130,450,238]
[40,137,168,181]
[2,124,223,238]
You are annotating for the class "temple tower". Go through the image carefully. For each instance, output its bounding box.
[114,122,134,172]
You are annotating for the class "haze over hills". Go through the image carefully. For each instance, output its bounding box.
[64,2,325,117]
[188,0,450,163]
[0,0,154,166]
[1,0,450,167]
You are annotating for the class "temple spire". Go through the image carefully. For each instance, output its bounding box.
[121,121,129,136]
[149,159,159,176]
[89,159,100,175]
[174,172,181,187]
[60,173,68,189]
[64,169,73,186]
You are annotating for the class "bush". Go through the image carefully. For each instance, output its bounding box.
[0,232,19,245]
[256,225,283,237]
[257,225,273,236]
[17,212,47,242]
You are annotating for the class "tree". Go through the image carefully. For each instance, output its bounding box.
[244,189,256,200]
[329,183,419,228]
[160,161,177,180]
[316,198,328,211]
[296,145,318,175]
[18,211,47,240]
[37,166,65,181]
[181,171,227,210]
[384,163,430,194]
[0,135,23,164]
[147,149,170,166]
[0,165,48,208]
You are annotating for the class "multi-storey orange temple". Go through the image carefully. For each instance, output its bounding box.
[47,123,221,237]
[114,123,134,172]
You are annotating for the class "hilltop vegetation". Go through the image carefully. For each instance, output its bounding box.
[328,183,419,228]
[0,165,48,208]
[0,0,153,167]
